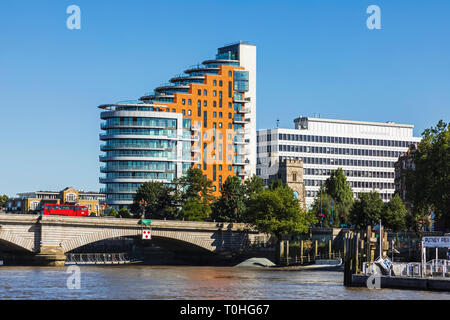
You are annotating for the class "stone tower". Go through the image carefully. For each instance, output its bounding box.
[268,159,306,210]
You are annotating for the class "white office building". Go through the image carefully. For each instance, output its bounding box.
[257,117,422,209]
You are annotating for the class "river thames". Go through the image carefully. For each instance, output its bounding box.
[1,266,449,300]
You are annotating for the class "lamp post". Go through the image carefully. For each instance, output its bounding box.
[320,188,323,228]
[139,199,148,220]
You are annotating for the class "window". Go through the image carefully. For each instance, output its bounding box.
[204,90,207,96]
[213,80,217,86]
[188,110,192,116]
[66,193,76,202]
[228,102,232,108]
[219,112,223,118]
[198,89,201,96]
[219,80,223,86]
[213,90,217,97]
[203,100,207,107]
[188,99,192,105]
[213,101,217,107]
[213,112,217,118]
[229,71,232,77]
[182,99,186,105]
[182,109,185,115]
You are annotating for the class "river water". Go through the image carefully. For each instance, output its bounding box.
[0,266,449,300]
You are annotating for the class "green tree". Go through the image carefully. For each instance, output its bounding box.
[269,179,284,190]
[324,168,353,224]
[118,207,132,218]
[382,194,407,232]
[406,120,450,231]
[243,175,265,197]
[131,181,179,220]
[245,184,317,239]
[309,188,337,228]
[0,195,8,208]
[211,176,246,222]
[180,199,210,221]
[175,167,215,205]
[349,191,384,230]
[108,208,118,217]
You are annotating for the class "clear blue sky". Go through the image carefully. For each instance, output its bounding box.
[1,0,449,197]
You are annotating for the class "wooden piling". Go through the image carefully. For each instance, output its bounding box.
[300,240,304,265]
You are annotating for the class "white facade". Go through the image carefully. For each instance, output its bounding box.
[257,117,421,209]
[218,42,257,177]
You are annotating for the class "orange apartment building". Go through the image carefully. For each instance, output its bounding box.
[99,42,257,210]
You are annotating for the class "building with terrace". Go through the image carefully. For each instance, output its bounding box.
[99,42,257,210]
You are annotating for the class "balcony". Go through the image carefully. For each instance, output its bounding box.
[233,159,247,166]
[235,148,249,156]
[101,123,173,130]
[235,107,250,114]
[170,74,205,83]
[233,96,251,104]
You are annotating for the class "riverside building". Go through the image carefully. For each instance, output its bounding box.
[257,117,421,209]
[99,42,257,210]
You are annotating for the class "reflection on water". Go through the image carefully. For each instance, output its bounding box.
[0,266,450,300]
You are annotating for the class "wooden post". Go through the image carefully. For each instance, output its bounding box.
[278,240,285,266]
[355,232,360,274]
[285,240,289,266]
[328,240,332,259]
[343,232,347,258]
[300,240,304,265]
[315,240,318,259]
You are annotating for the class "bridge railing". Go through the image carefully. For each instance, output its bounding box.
[287,251,344,265]
[66,253,132,265]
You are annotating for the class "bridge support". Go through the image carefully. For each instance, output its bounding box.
[33,247,66,267]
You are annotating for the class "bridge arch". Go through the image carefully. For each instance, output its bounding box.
[61,228,216,253]
[0,229,35,253]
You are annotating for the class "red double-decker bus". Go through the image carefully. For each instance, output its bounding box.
[41,204,89,217]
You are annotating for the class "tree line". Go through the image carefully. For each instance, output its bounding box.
[112,168,317,240]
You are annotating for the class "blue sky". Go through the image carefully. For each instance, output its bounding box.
[0,0,449,197]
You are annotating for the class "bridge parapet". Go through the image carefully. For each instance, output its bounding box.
[0,214,267,266]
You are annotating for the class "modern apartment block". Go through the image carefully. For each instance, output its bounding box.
[257,117,422,209]
[99,42,257,209]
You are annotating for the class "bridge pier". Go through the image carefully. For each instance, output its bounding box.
[33,247,66,267]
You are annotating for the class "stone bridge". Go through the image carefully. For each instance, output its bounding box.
[0,214,270,266]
